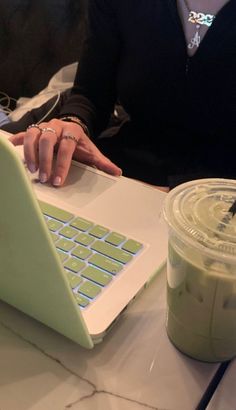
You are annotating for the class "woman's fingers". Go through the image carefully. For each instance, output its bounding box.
[90,150,122,176]
[38,125,60,183]
[73,134,122,176]
[8,119,122,186]
[24,126,44,173]
[8,132,25,146]
[53,134,78,186]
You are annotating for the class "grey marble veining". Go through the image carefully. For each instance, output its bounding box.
[0,271,219,410]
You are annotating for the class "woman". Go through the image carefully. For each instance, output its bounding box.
[7,0,235,189]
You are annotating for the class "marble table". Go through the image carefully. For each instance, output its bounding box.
[0,269,220,410]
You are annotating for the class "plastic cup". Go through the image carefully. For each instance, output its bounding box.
[163,178,236,362]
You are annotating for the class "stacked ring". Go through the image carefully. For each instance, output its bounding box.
[27,123,42,132]
[41,127,57,135]
[26,125,78,145]
[60,134,79,145]
[26,124,58,138]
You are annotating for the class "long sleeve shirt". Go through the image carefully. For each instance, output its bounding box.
[59,0,236,184]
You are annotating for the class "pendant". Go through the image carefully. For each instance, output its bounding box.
[188,25,201,49]
[188,11,215,27]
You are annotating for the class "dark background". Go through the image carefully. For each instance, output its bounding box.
[0,0,87,105]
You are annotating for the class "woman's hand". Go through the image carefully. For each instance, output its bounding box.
[9,118,122,186]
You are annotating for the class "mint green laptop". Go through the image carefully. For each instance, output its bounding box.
[0,133,167,348]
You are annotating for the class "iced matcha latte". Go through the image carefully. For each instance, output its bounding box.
[163,179,236,362]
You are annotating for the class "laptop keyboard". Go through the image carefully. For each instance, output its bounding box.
[39,201,143,309]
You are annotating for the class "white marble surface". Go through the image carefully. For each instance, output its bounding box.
[207,360,236,410]
[0,270,220,410]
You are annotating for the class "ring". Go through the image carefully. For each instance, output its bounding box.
[60,133,79,145]
[27,123,42,133]
[41,127,57,135]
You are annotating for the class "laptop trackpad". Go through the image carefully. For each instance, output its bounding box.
[31,161,116,208]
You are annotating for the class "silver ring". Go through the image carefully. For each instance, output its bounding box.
[60,133,79,145]
[27,123,42,132]
[41,127,57,135]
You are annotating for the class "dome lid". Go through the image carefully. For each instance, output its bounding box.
[163,179,236,261]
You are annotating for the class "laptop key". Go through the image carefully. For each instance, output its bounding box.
[89,253,123,274]
[39,201,74,223]
[56,238,76,252]
[66,272,83,288]
[74,293,90,308]
[105,232,126,246]
[82,266,112,286]
[70,217,93,231]
[71,245,92,260]
[47,219,63,232]
[57,250,68,263]
[59,226,78,239]
[50,232,59,243]
[64,257,85,273]
[91,241,132,264]
[78,281,101,299]
[75,232,94,246]
[89,225,109,238]
[122,239,143,254]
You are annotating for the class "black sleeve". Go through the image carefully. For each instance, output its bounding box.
[59,0,121,139]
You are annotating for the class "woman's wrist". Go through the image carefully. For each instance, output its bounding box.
[60,116,90,137]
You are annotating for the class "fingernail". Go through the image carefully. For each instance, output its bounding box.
[53,176,62,186]
[28,163,36,173]
[118,168,122,176]
[39,173,47,183]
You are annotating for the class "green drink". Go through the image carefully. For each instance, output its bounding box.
[163,179,236,362]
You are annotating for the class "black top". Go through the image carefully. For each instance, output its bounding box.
[60,0,236,186]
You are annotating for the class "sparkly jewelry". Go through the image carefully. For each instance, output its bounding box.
[41,127,57,135]
[60,133,79,145]
[27,123,42,133]
[60,116,90,137]
[182,0,215,49]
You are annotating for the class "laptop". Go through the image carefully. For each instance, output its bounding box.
[0,131,167,348]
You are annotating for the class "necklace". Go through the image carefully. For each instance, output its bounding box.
[182,0,216,49]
